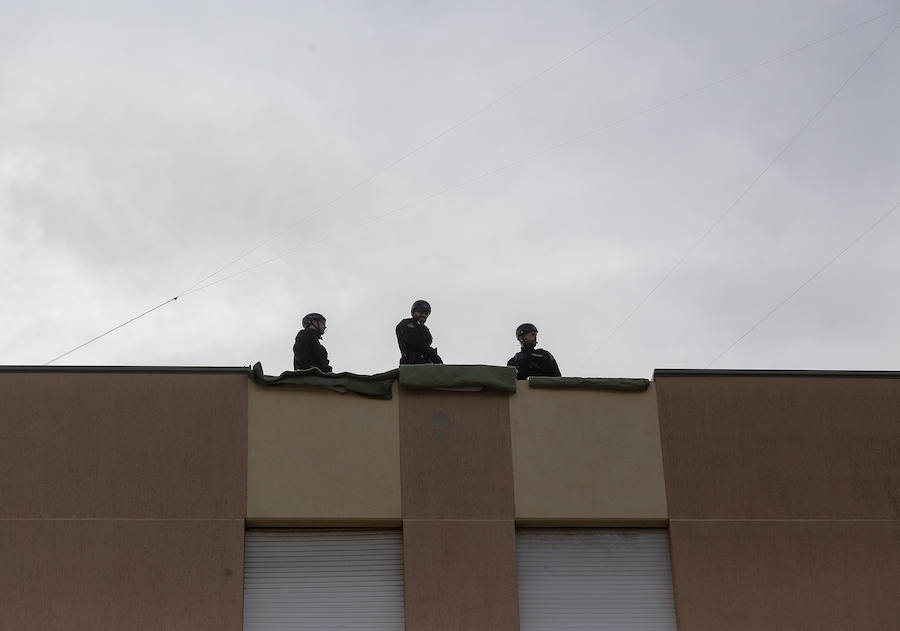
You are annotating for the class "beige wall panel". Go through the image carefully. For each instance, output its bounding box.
[656,376,900,519]
[0,519,244,631]
[400,390,514,520]
[403,520,520,631]
[247,383,401,522]
[510,384,667,523]
[668,520,900,631]
[0,372,247,519]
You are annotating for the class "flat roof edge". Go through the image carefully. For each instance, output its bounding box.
[0,365,251,374]
[653,368,900,379]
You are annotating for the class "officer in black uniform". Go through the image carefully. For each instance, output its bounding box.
[396,300,443,365]
[293,312,333,372]
[507,323,560,380]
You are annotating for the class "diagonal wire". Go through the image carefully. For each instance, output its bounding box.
[42,3,665,367]
[183,9,900,299]
[576,18,900,373]
[42,296,179,366]
[176,0,667,297]
[706,199,900,367]
[42,8,900,364]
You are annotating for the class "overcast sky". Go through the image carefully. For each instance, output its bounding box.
[2,0,898,377]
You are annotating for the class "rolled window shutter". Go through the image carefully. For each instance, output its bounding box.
[243,529,405,631]
[516,529,677,630]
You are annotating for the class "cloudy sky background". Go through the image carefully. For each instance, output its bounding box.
[2,0,898,377]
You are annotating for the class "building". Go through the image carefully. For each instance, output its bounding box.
[1,364,897,630]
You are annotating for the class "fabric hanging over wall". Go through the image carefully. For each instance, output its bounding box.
[250,362,398,399]
[398,364,518,393]
[527,376,651,392]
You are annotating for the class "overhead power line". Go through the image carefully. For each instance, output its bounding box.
[43,8,900,365]
[706,199,900,367]
[178,0,666,297]
[43,3,665,367]
[42,297,179,366]
[576,18,900,373]
[183,9,900,298]
[181,9,900,298]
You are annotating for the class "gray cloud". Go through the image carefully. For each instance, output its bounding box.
[2,0,898,376]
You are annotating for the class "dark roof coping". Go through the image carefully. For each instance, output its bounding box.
[653,368,900,379]
[0,365,251,374]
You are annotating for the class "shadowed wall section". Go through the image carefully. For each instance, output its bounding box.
[399,390,520,631]
[667,520,899,630]
[510,384,667,525]
[656,373,900,631]
[247,382,401,525]
[0,371,248,631]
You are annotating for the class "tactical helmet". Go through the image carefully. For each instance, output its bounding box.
[302,313,326,328]
[516,323,538,338]
[411,300,432,315]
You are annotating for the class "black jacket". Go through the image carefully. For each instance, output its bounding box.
[396,317,443,365]
[507,347,560,380]
[293,327,332,372]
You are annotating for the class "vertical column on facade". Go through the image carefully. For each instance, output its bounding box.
[399,389,520,631]
[656,373,900,631]
[0,371,248,631]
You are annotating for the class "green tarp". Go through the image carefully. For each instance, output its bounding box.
[250,362,645,396]
[527,376,650,392]
[398,364,518,393]
[250,362,398,399]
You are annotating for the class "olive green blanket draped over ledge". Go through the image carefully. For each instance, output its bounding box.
[398,364,518,393]
[250,363,517,398]
[527,376,650,391]
[250,363,647,397]
[250,362,399,399]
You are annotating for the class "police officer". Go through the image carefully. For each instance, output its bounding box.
[293,312,333,372]
[396,300,443,365]
[507,323,560,380]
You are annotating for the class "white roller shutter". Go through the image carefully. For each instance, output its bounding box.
[516,529,677,631]
[243,529,405,631]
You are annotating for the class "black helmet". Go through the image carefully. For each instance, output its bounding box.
[516,323,538,338]
[302,312,326,328]
[411,299,431,315]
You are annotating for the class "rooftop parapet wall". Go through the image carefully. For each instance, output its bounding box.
[654,371,900,520]
[0,370,247,631]
[510,382,667,525]
[247,380,402,525]
[655,370,900,631]
[247,366,666,526]
[0,371,248,519]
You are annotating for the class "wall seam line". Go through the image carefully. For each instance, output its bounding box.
[668,518,897,523]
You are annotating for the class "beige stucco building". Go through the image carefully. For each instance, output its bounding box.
[1,365,897,630]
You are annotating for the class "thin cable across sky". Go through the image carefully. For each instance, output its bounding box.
[576,19,900,372]
[183,10,900,299]
[44,1,667,365]
[42,8,900,366]
[176,0,667,298]
[706,198,900,367]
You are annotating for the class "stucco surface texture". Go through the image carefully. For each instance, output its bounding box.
[399,390,519,631]
[248,382,401,523]
[668,520,900,631]
[657,375,900,631]
[0,372,248,518]
[402,520,521,631]
[510,385,667,523]
[0,372,248,631]
[0,519,244,631]
[400,389,515,520]
[656,375,900,519]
